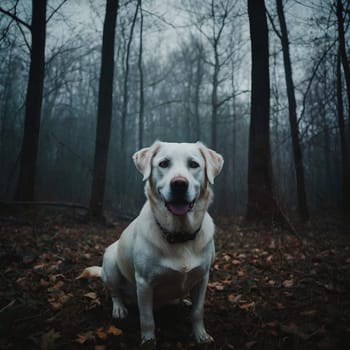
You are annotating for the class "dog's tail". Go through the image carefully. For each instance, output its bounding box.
[76,266,102,279]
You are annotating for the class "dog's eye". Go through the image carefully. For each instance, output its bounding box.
[189,160,200,169]
[159,159,170,168]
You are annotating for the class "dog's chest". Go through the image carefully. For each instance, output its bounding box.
[151,248,209,301]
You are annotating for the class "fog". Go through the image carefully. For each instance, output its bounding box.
[0,0,349,220]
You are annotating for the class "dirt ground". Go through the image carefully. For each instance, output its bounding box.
[0,207,350,349]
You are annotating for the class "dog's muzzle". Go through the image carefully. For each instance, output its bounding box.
[162,176,195,216]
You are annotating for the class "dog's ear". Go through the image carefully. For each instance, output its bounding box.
[133,141,161,181]
[197,142,224,184]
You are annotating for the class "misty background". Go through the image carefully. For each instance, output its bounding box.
[0,0,348,220]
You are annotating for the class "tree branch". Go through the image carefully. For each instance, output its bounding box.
[46,0,69,23]
[0,6,31,31]
[266,8,282,40]
[298,39,337,125]
[0,200,88,210]
[15,19,31,52]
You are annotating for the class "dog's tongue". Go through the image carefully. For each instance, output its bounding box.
[167,202,190,216]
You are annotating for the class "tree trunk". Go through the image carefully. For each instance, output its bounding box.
[138,0,144,149]
[336,0,350,138]
[276,0,309,221]
[194,45,203,141]
[89,0,119,219]
[337,48,350,215]
[211,44,219,149]
[120,2,139,155]
[246,0,276,221]
[15,0,47,201]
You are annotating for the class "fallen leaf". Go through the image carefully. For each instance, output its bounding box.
[265,321,277,328]
[237,269,245,277]
[227,294,242,303]
[239,302,255,310]
[282,279,294,288]
[96,327,107,340]
[300,310,317,316]
[266,255,273,262]
[16,276,26,286]
[84,292,98,299]
[280,322,298,334]
[48,280,64,292]
[208,282,225,291]
[245,340,257,349]
[215,284,224,291]
[268,239,276,249]
[107,325,123,336]
[323,283,334,291]
[222,277,232,285]
[33,263,45,270]
[49,300,63,310]
[223,254,231,262]
[76,331,95,344]
[40,279,49,287]
[276,302,285,309]
[95,346,106,350]
[284,253,294,261]
[48,274,65,282]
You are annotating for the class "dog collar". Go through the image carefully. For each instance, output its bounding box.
[155,220,201,244]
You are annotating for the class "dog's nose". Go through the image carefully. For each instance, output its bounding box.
[171,176,188,193]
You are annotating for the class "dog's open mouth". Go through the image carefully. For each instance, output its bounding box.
[165,200,195,216]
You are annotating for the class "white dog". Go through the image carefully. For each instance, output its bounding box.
[82,141,223,346]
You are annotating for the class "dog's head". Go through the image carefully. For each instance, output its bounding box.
[133,141,223,216]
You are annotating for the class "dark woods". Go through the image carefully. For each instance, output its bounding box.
[0,0,349,222]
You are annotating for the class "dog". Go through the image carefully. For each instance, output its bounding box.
[81,141,223,346]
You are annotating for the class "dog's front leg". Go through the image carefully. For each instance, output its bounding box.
[136,274,156,346]
[190,273,214,344]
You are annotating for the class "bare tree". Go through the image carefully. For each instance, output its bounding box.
[184,0,239,149]
[89,0,119,219]
[337,46,350,215]
[275,0,309,221]
[0,1,48,201]
[137,0,144,149]
[336,0,350,134]
[246,0,276,221]
[120,1,140,156]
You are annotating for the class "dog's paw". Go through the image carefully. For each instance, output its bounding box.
[140,338,156,349]
[112,303,128,319]
[194,330,214,344]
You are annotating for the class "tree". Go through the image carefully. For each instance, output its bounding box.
[336,0,350,216]
[275,0,309,221]
[89,0,119,219]
[337,47,350,216]
[184,0,238,149]
[209,0,229,150]
[336,0,350,133]
[137,0,144,149]
[120,1,140,157]
[0,1,48,200]
[246,0,276,221]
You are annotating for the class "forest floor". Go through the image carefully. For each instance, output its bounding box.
[0,207,350,350]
